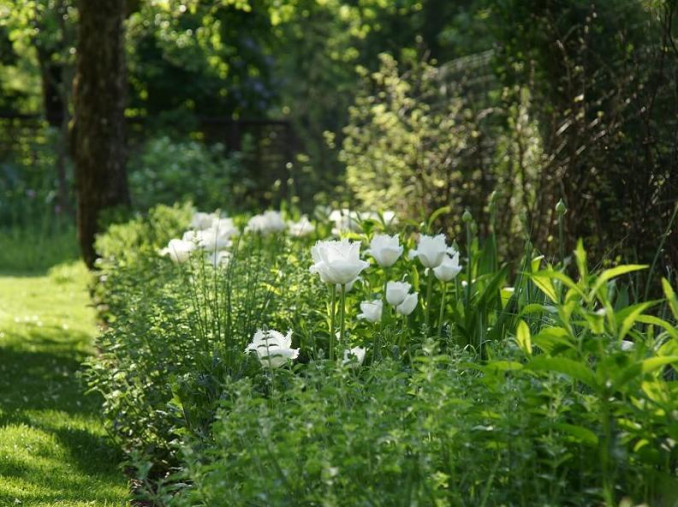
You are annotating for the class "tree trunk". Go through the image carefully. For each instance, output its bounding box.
[73,0,130,268]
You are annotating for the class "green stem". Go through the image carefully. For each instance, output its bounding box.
[339,284,347,358]
[558,215,565,267]
[329,284,337,361]
[465,221,473,309]
[644,201,678,301]
[437,282,447,338]
[425,269,434,330]
[378,275,389,360]
[601,396,614,506]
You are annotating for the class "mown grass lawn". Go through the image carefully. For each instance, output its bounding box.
[0,260,129,506]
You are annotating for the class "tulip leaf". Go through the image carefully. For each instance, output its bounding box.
[516,319,532,356]
[554,423,599,447]
[662,278,678,321]
[426,206,451,232]
[527,356,597,389]
[589,264,647,297]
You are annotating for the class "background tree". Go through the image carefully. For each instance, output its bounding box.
[72,0,129,268]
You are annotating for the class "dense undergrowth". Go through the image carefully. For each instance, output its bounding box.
[87,202,678,506]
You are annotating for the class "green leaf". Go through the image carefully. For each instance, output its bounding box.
[615,301,659,341]
[641,356,678,374]
[531,273,558,303]
[662,278,678,321]
[527,356,597,389]
[533,269,585,301]
[532,327,575,355]
[574,239,588,280]
[516,319,532,356]
[554,423,599,447]
[485,360,524,372]
[611,356,678,391]
[636,314,678,340]
[500,287,515,309]
[589,264,648,297]
[531,255,544,273]
[426,205,451,231]
[519,303,555,316]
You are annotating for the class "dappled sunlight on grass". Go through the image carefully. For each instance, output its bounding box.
[0,262,129,505]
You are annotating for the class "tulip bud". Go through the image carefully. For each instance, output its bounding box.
[396,293,418,316]
[358,300,382,323]
[462,209,473,223]
[556,199,567,216]
[386,281,412,307]
[342,347,366,367]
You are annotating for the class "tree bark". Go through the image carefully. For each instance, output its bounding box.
[73,0,130,268]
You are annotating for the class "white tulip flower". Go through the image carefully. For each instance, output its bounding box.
[245,329,299,368]
[433,250,462,282]
[182,230,198,242]
[246,211,287,235]
[366,234,403,268]
[396,292,418,316]
[386,281,412,307]
[160,238,195,263]
[409,234,452,269]
[328,208,361,235]
[196,227,233,251]
[358,300,383,323]
[309,239,370,286]
[191,211,218,230]
[342,347,366,367]
[288,215,315,237]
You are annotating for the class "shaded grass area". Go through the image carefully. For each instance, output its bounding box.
[0,223,80,275]
[0,261,129,506]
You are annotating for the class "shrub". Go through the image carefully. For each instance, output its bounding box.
[127,136,252,212]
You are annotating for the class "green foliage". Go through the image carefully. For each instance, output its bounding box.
[87,204,678,505]
[491,0,678,271]
[87,205,326,496]
[126,0,275,120]
[127,136,250,212]
[339,53,547,261]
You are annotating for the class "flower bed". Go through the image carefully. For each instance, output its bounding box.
[87,203,678,505]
